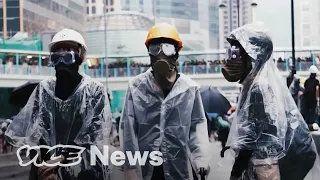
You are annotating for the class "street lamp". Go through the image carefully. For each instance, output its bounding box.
[219,1,258,28]
[103,3,109,89]
[152,0,156,24]
[290,0,296,75]
[219,3,226,8]
[251,2,258,22]
[251,2,258,7]
[286,0,296,87]
[218,3,226,50]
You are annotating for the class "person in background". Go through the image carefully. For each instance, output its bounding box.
[316,56,320,69]
[216,113,230,148]
[0,122,7,154]
[205,112,212,141]
[115,114,121,131]
[289,74,304,108]
[287,69,295,88]
[206,113,219,141]
[111,119,120,146]
[6,57,14,74]
[301,65,319,125]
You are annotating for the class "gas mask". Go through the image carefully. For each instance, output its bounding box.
[222,45,251,83]
[149,43,178,90]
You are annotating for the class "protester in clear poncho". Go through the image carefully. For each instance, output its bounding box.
[5,29,112,180]
[220,23,320,180]
[119,23,210,180]
[289,74,304,107]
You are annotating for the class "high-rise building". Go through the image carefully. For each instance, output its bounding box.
[0,0,86,51]
[0,0,85,38]
[294,0,320,48]
[86,0,121,16]
[121,0,153,15]
[121,0,216,50]
[85,0,154,55]
[218,0,255,49]
[85,0,220,55]
[209,0,220,50]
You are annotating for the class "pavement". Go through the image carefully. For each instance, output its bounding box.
[0,152,29,180]
[0,142,232,180]
[207,142,232,180]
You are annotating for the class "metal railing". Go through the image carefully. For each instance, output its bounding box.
[0,61,316,77]
[0,48,319,77]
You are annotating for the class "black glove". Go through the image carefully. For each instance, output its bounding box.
[230,150,253,178]
[78,169,97,180]
[230,176,239,180]
[199,167,209,180]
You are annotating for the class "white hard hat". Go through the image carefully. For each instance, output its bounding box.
[309,65,318,74]
[48,29,87,56]
[6,119,12,124]
[312,123,319,131]
[1,122,8,129]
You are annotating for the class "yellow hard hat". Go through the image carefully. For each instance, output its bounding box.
[145,23,183,51]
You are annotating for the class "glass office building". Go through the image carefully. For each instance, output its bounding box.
[85,11,154,56]
[85,0,220,52]
[120,0,219,50]
[0,0,85,39]
[209,0,219,50]
[154,0,199,21]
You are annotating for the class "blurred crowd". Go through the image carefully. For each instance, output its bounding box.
[1,57,320,154]
[1,55,320,69]
[288,65,320,131]
[0,118,13,154]
[1,55,319,78]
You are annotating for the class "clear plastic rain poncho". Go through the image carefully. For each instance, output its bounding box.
[5,74,113,180]
[225,24,320,180]
[119,68,211,180]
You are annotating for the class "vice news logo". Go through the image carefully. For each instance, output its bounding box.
[17,145,163,167]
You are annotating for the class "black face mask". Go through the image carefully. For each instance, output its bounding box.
[222,60,252,83]
[222,60,244,82]
[55,64,77,80]
[310,73,317,79]
[54,59,82,100]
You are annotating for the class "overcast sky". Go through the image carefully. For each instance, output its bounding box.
[254,0,291,47]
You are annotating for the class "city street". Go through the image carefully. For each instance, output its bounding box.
[0,141,232,180]
[207,142,232,180]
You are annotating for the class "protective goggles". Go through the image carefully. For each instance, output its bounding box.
[226,46,241,61]
[49,51,79,66]
[148,43,177,56]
